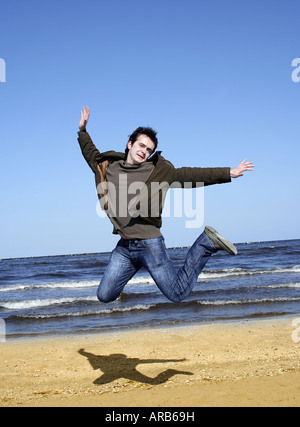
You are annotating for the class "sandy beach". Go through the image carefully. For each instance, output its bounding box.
[0,317,299,407]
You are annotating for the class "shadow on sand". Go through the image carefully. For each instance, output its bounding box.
[78,348,193,385]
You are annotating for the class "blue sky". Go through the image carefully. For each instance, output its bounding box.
[1,0,300,258]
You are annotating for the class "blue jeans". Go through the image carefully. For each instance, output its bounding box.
[97,232,217,303]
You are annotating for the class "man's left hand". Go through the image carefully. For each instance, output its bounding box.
[230,160,255,178]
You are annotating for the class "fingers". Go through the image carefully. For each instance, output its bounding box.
[80,106,90,126]
[240,160,255,171]
[241,160,254,165]
[79,106,90,130]
[80,106,90,117]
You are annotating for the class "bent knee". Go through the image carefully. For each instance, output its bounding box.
[97,292,114,303]
[97,295,111,304]
[166,294,184,303]
[97,287,118,304]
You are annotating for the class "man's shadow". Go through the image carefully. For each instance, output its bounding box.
[78,349,193,386]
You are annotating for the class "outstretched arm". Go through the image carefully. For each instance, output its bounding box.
[77,107,102,173]
[230,159,254,178]
[139,358,186,365]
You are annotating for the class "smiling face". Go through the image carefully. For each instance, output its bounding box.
[126,134,156,165]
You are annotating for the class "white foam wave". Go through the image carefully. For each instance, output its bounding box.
[128,276,155,285]
[41,280,99,289]
[17,304,155,319]
[0,281,99,293]
[267,283,300,289]
[1,266,299,295]
[1,296,98,310]
[197,296,300,306]
[0,285,30,293]
[0,277,155,293]
[199,265,300,280]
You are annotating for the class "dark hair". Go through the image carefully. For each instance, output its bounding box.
[125,126,158,155]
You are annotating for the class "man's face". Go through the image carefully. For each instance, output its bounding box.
[126,134,155,165]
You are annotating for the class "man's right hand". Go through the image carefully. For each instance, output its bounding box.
[79,106,90,131]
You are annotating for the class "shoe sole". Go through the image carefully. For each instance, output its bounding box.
[205,226,238,255]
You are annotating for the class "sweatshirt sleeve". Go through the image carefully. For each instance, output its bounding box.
[77,130,102,174]
[173,166,232,187]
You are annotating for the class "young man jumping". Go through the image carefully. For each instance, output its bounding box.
[77,106,254,303]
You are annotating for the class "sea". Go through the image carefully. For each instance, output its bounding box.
[0,239,300,340]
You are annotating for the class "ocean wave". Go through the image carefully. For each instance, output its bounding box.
[0,280,99,293]
[0,284,30,293]
[0,296,98,310]
[197,296,300,306]
[12,304,155,320]
[0,277,155,293]
[127,276,155,285]
[199,265,300,280]
[267,282,300,289]
[1,265,299,294]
